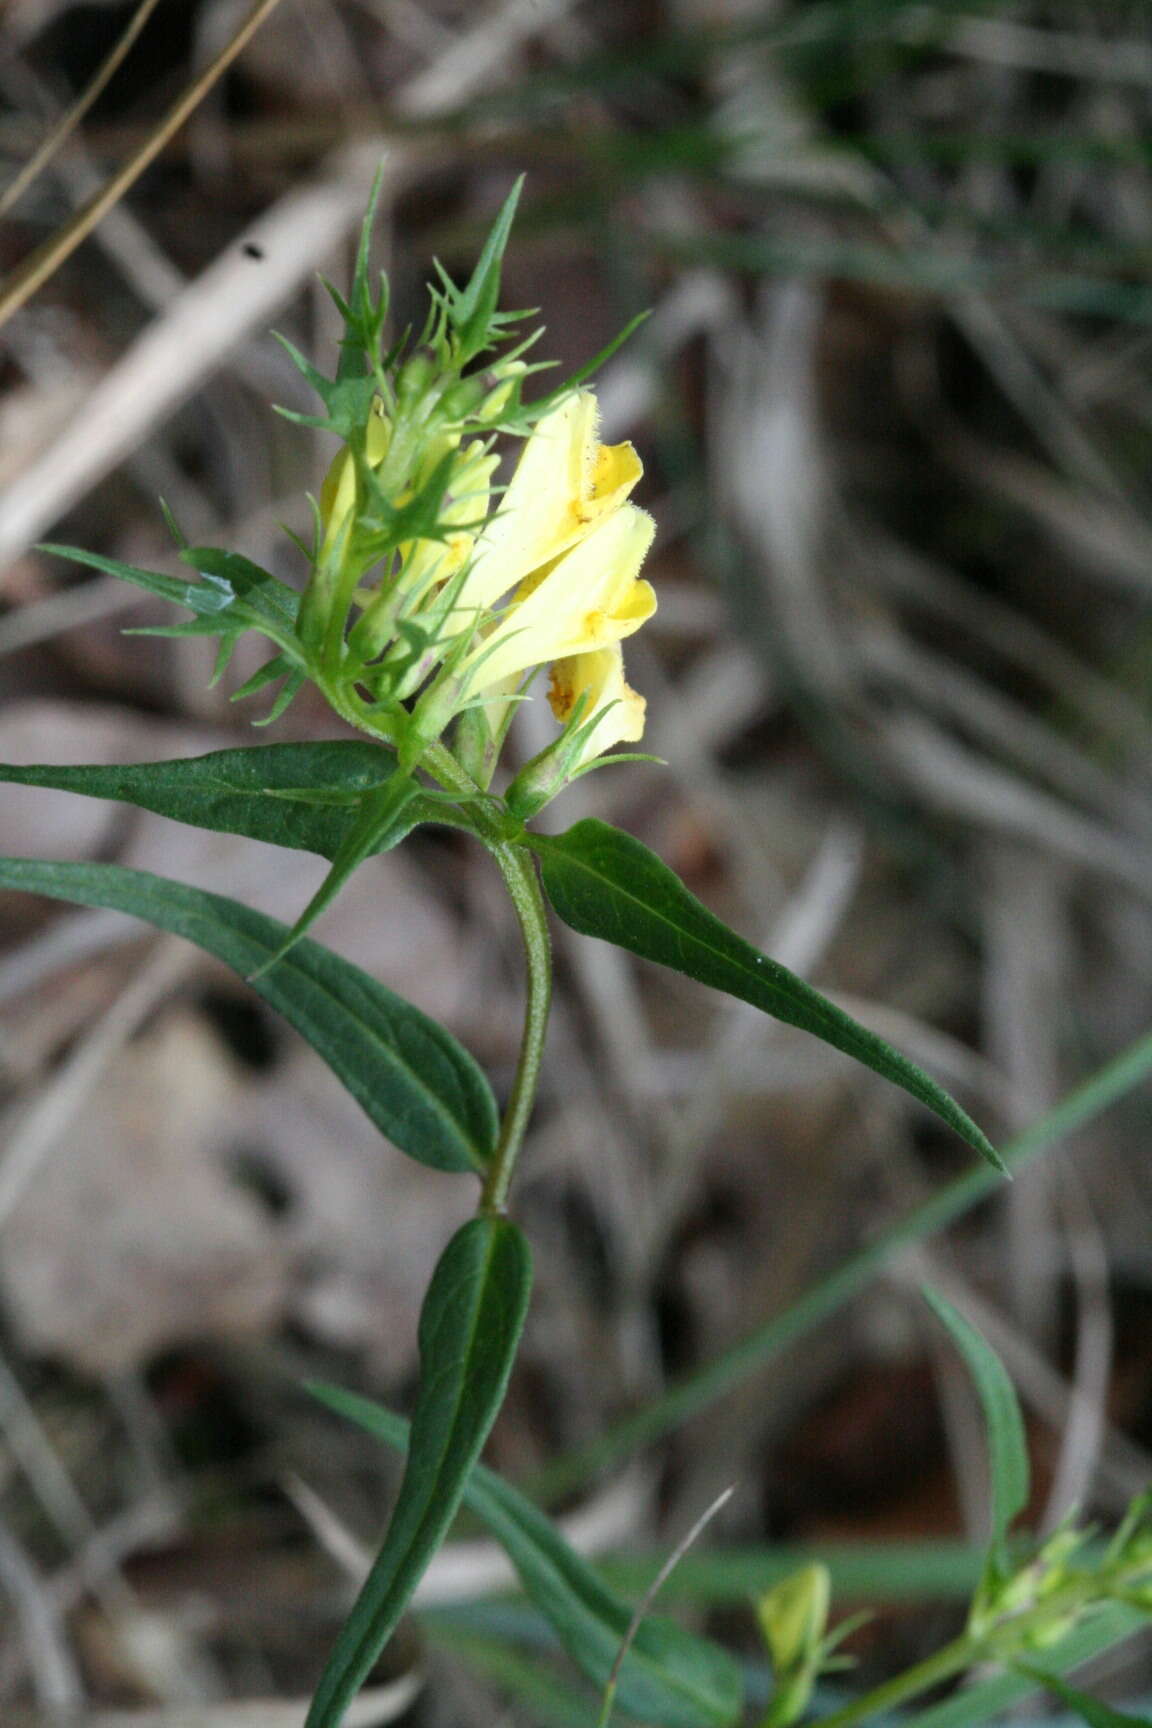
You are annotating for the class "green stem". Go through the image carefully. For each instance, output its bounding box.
[812,1635,976,1728]
[479,841,553,1214]
[393,742,554,1208]
[293,713,551,1208]
[314,671,399,750]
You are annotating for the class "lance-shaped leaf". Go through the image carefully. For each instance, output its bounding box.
[306,1217,532,1728]
[310,1386,744,1728]
[528,819,1001,1171]
[249,773,424,978]
[0,857,496,1175]
[0,742,446,861]
[40,543,300,642]
[924,1289,1029,1561]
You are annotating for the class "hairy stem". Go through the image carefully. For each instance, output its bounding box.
[479,840,552,1213]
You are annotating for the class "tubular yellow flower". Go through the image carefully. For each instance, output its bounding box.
[460,502,656,692]
[548,644,646,760]
[455,389,642,614]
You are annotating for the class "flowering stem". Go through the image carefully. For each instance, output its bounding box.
[479,840,552,1214]
[812,1635,976,1728]
[288,695,553,1208]
[414,742,552,1212]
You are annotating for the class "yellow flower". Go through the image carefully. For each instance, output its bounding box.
[460,501,656,692]
[455,389,642,614]
[317,403,391,562]
[548,643,646,761]
[503,643,647,817]
[407,386,656,786]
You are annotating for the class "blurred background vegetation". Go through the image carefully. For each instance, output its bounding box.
[1,1,1152,1722]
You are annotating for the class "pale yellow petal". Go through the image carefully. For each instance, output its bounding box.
[317,402,393,559]
[548,644,646,762]
[463,504,656,690]
[457,390,642,611]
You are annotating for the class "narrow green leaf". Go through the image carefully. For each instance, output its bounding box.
[249,773,422,977]
[180,545,299,625]
[1015,1665,1152,1728]
[0,857,496,1174]
[310,1386,744,1728]
[0,742,447,861]
[924,1288,1029,1554]
[528,820,1001,1171]
[40,543,299,645]
[306,1217,532,1728]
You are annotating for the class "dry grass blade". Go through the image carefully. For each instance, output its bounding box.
[0,0,292,329]
[0,139,383,572]
[0,938,193,1229]
[0,1518,82,1716]
[0,0,165,220]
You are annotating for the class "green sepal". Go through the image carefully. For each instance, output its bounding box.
[272,330,379,440]
[251,667,306,725]
[304,1216,533,1728]
[229,651,300,702]
[527,819,1002,1171]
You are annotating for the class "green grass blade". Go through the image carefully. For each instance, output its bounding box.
[1015,1665,1152,1728]
[305,1217,532,1728]
[534,1026,1152,1501]
[923,1290,1029,1558]
[529,820,1000,1169]
[310,1385,743,1728]
[0,856,497,1174]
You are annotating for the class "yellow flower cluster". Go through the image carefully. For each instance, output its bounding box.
[317,386,656,788]
[456,390,655,771]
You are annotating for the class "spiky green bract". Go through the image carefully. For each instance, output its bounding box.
[304,1217,532,1728]
[39,541,307,719]
[433,175,530,368]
